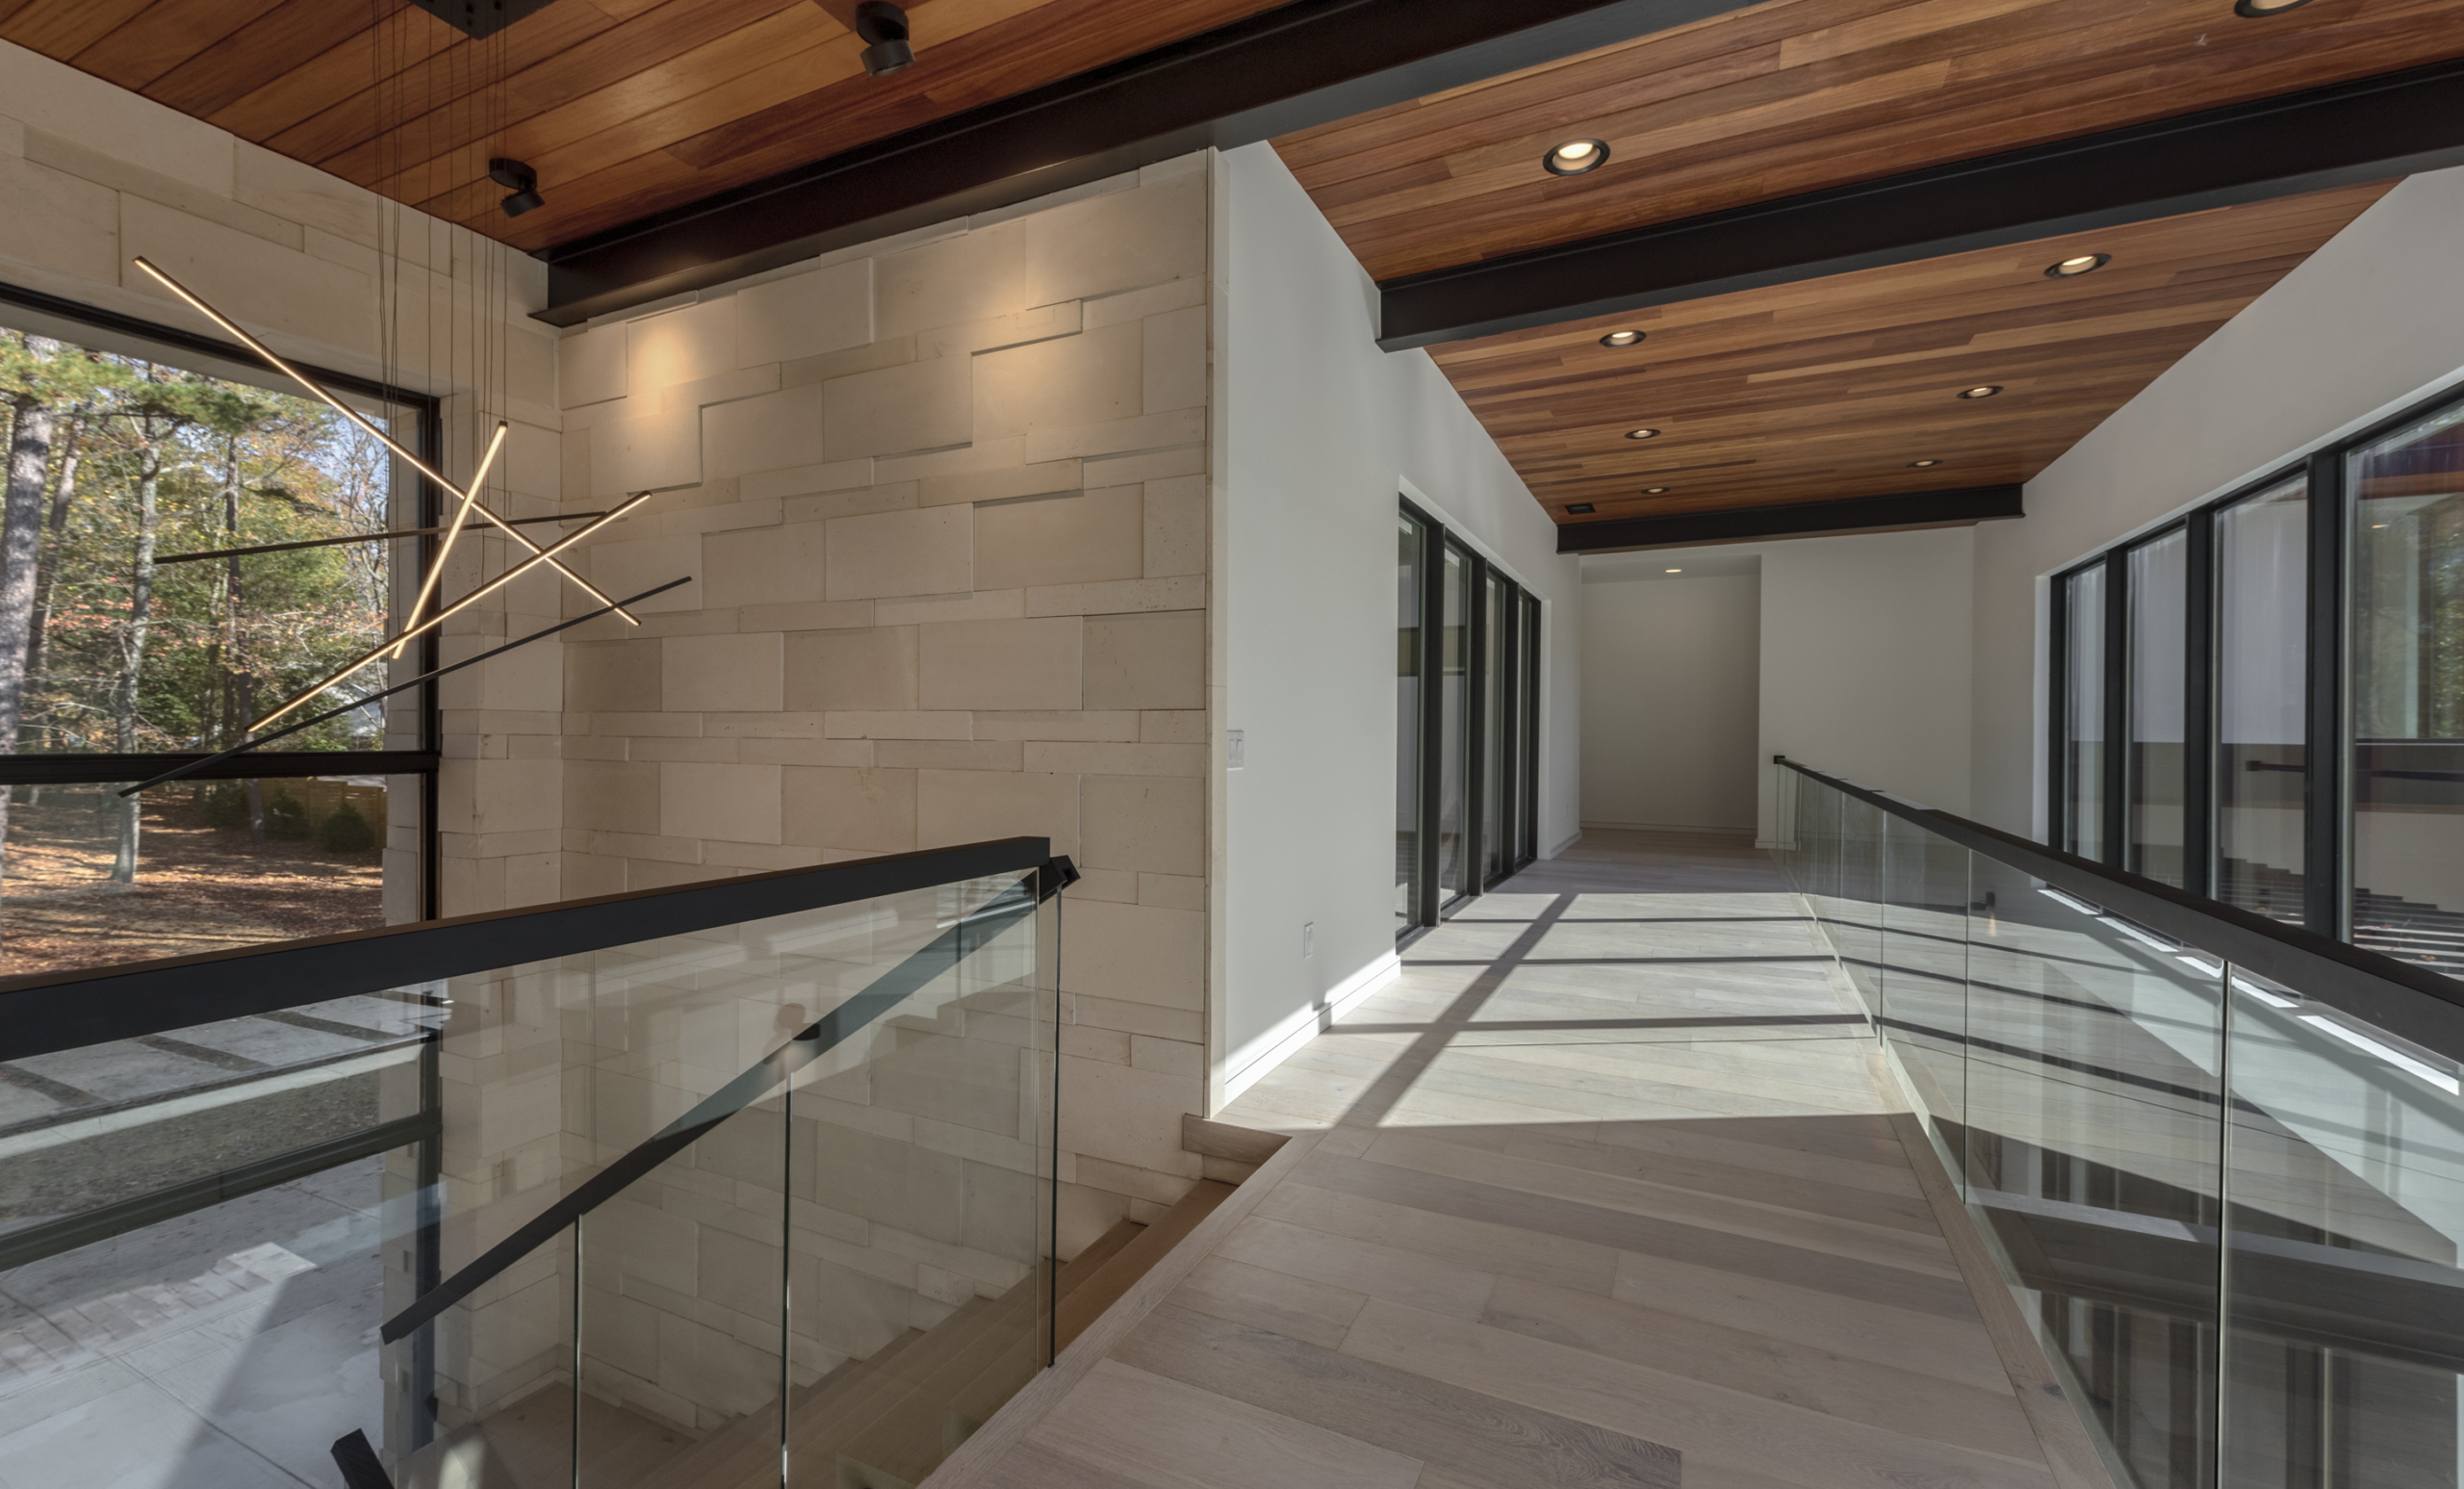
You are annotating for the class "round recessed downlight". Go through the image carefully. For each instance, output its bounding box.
[1545,139,1610,175]
[1625,427,1661,440]
[1909,458,1941,468]
[2234,0,2311,14]
[1957,385,2003,399]
[1599,329,1645,347]
[1642,486,1670,494]
[2045,252,2111,278]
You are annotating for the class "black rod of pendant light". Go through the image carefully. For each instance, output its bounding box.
[156,511,611,566]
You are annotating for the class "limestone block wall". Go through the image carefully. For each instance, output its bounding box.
[548,159,1217,1254]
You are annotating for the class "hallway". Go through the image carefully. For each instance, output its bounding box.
[970,830,2106,1489]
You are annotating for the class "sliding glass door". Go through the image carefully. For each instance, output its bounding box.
[1396,499,1541,937]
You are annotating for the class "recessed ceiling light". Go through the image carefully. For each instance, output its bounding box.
[2234,0,2311,14]
[1566,502,1596,514]
[2045,252,2111,278]
[1545,139,1609,176]
[1909,459,1941,468]
[1665,568,1682,574]
[1624,427,1661,440]
[1642,486,1669,494]
[1957,385,2002,399]
[1599,329,1645,347]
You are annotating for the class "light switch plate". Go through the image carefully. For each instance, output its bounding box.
[1226,729,1245,769]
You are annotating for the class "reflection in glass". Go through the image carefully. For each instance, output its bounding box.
[2217,479,2309,923]
[1520,593,1542,865]
[1481,572,1506,887]
[2348,400,2464,978]
[0,775,398,978]
[2221,970,2464,1487]
[2069,565,2109,860]
[1396,515,1424,931]
[1438,544,1471,903]
[2129,530,2189,886]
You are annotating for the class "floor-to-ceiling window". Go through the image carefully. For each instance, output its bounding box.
[1397,498,1540,938]
[2127,527,2188,886]
[2049,384,2464,981]
[2216,476,2307,922]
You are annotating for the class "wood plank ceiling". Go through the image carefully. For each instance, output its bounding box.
[0,0,1289,251]
[1272,0,2464,527]
[1427,184,2390,525]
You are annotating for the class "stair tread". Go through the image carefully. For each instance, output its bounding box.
[1054,1180,1236,1353]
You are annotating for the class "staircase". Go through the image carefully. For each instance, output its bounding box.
[2218,857,2464,974]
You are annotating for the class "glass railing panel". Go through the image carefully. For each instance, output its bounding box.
[1879,819,1969,1177]
[785,877,1051,1489]
[1959,869,2225,1489]
[0,1132,428,1488]
[1834,790,1888,1020]
[2220,967,2464,1487]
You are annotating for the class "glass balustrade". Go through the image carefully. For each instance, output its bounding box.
[1779,761,2464,1489]
[0,843,1060,1489]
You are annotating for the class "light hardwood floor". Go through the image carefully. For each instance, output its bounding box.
[963,830,2092,1489]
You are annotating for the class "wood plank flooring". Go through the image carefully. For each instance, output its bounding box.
[962,829,2097,1489]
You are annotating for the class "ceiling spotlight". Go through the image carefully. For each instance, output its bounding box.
[1957,385,2002,399]
[2233,0,2311,13]
[1545,139,1609,176]
[856,1,916,75]
[1642,486,1669,494]
[489,157,543,217]
[1599,329,1645,347]
[1624,427,1660,440]
[1566,502,1596,514]
[1909,458,1941,468]
[2045,252,2111,278]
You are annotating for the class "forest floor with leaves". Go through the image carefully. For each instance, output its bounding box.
[0,794,383,978]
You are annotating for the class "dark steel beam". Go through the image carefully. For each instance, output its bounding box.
[1556,485,2023,553]
[1379,57,2464,351]
[539,0,1759,324]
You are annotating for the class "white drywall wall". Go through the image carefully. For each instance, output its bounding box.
[1580,569,1760,833]
[1978,167,2464,837]
[1217,141,1580,1104]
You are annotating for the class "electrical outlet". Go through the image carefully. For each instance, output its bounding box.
[1303,921,1315,958]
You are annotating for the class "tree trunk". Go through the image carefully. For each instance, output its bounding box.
[112,433,162,884]
[0,336,60,944]
[22,415,81,706]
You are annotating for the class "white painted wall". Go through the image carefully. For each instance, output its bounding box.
[1580,565,1759,833]
[1215,141,1580,1105]
[1581,527,1980,843]
[1978,167,2464,837]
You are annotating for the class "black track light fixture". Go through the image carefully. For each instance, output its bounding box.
[857,2,917,76]
[489,158,543,217]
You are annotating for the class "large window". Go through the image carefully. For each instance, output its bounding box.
[1,295,438,978]
[1397,499,1540,937]
[2051,385,2464,980]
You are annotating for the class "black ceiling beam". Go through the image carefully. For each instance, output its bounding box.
[539,0,1761,325]
[1381,56,2464,351]
[1558,486,2024,553]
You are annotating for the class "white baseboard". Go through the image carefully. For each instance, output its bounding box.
[1220,950,1401,1106]
[1545,828,1583,859]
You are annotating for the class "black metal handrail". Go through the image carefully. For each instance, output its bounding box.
[1775,757,2464,1062]
[379,857,1075,1345]
[0,837,1059,1063]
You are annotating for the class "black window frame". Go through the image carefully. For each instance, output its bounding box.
[1398,496,1541,944]
[0,278,445,927]
[2047,377,2464,963]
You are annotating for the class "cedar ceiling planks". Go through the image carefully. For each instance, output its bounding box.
[1430,184,2392,527]
[1275,0,2464,282]
[0,0,1290,252]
